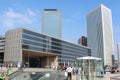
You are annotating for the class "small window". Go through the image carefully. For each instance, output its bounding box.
[22,44,29,49]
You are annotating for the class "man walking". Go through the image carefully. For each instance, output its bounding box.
[66,65,73,80]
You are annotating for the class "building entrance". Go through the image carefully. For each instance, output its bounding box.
[22,50,58,68]
[28,58,41,67]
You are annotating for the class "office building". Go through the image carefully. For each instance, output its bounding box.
[117,43,120,67]
[4,28,91,67]
[78,36,87,46]
[0,35,5,63]
[42,9,62,38]
[87,4,114,66]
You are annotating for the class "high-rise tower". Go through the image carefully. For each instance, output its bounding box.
[117,43,120,67]
[42,9,62,38]
[87,4,114,66]
[78,36,87,46]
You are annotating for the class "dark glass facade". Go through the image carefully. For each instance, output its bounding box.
[0,36,5,63]
[22,29,91,64]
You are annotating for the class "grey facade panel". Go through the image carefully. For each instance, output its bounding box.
[4,28,23,64]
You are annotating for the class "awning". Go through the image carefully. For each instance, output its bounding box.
[76,56,102,60]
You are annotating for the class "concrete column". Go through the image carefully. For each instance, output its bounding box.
[47,56,49,66]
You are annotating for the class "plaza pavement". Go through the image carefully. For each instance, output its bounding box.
[1,67,120,80]
[72,72,120,80]
[103,72,120,80]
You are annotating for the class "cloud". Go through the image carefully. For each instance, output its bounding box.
[27,8,36,16]
[0,8,39,30]
[6,8,23,18]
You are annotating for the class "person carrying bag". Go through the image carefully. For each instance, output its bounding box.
[66,65,73,80]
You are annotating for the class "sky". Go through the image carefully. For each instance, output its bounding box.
[0,0,120,60]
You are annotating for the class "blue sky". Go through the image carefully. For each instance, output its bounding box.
[0,0,120,59]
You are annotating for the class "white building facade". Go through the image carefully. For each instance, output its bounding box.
[87,4,114,66]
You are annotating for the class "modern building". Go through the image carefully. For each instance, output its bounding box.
[0,35,5,64]
[4,28,91,67]
[78,36,87,46]
[117,43,120,67]
[42,9,62,38]
[87,4,114,66]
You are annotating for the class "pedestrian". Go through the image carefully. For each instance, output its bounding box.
[52,65,54,70]
[0,65,2,69]
[66,65,73,80]
[25,61,29,67]
[72,66,76,75]
[7,68,13,75]
[0,73,8,80]
[55,65,58,71]
[23,64,26,69]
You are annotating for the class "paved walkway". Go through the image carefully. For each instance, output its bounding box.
[72,72,120,80]
[72,75,76,80]
[103,72,120,80]
[1,68,120,80]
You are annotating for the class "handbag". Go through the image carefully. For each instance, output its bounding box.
[65,71,68,76]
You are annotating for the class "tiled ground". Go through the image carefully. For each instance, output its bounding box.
[72,72,120,80]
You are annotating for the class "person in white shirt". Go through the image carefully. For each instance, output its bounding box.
[66,65,73,80]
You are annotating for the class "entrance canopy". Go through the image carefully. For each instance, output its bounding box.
[76,56,102,60]
[23,49,58,58]
[22,49,58,68]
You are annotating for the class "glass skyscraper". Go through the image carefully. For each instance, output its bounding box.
[42,9,62,38]
[87,4,114,66]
